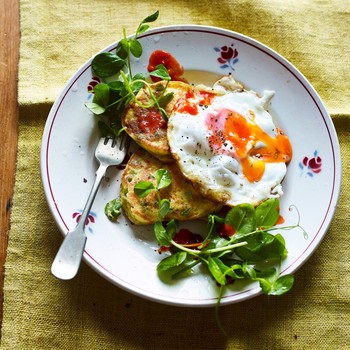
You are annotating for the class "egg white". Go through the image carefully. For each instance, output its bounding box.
[167,84,288,206]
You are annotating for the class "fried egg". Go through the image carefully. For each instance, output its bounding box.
[167,76,292,206]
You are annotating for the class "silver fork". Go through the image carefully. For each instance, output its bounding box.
[51,134,129,280]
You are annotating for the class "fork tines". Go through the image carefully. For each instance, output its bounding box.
[103,133,130,151]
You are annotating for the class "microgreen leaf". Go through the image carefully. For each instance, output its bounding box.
[154,221,171,247]
[258,267,278,282]
[132,72,146,81]
[198,215,224,249]
[91,52,125,78]
[108,81,124,91]
[225,203,255,236]
[134,181,155,198]
[137,24,149,35]
[84,102,106,115]
[208,256,227,286]
[254,268,294,296]
[164,219,177,242]
[235,231,288,262]
[157,251,187,273]
[92,83,110,107]
[268,274,294,295]
[258,279,272,294]
[131,73,146,90]
[242,262,257,279]
[254,198,280,228]
[226,263,245,279]
[158,92,174,108]
[159,199,171,219]
[115,38,128,59]
[274,233,288,259]
[139,10,159,27]
[129,38,143,58]
[212,258,242,279]
[155,169,172,189]
[149,64,171,81]
[171,260,201,279]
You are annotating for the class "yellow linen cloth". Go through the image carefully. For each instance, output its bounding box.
[2,0,349,349]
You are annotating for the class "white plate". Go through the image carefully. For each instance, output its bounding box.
[41,25,342,307]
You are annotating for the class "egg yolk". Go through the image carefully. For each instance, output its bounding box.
[174,89,292,183]
[207,109,292,182]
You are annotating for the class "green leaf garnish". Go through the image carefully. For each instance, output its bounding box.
[131,167,306,334]
[157,251,188,272]
[129,38,143,58]
[235,232,288,262]
[158,92,174,108]
[138,10,159,28]
[268,274,295,295]
[155,169,172,189]
[154,221,172,247]
[85,11,171,137]
[92,83,110,107]
[254,198,280,228]
[133,168,304,301]
[91,52,125,78]
[133,169,173,224]
[208,256,227,286]
[133,181,155,198]
[84,102,105,115]
[149,64,171,81]
[115,38,129,59]
[225,203,255,236]
[159,199,171,219]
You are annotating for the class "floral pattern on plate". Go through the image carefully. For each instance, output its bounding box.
[72,211,96,233]
[299,151,322,177]
[215,44,239,70]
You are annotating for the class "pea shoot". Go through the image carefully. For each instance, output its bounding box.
[134,171,305,299]
[134,169,174,246]
[85,11,173,137]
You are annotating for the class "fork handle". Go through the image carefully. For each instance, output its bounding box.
[51,164,108,280]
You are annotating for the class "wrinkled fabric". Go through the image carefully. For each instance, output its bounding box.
[2,0,349,349]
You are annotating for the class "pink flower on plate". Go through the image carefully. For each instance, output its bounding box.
[299,151,322,177]
[87,76,101,93]
[215,44,239,70]
[72,211,96,233]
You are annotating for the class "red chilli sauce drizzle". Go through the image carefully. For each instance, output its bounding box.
[138,50,189,134]
[137,108,166,134]
[148,50,187,82]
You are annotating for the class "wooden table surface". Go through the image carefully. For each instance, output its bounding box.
[0,0,20,331]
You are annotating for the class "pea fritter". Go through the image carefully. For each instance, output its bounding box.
[120,148,222,225]
[122,80,192,163]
